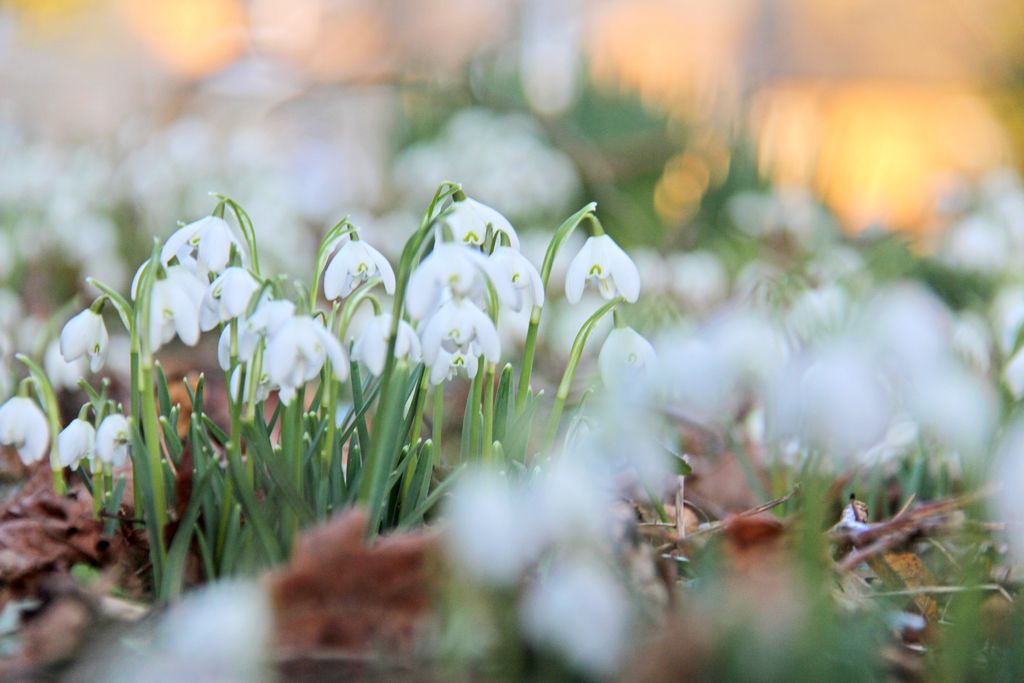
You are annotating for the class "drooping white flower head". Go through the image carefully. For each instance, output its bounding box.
[264,315,349,405]
[0,397,49,465]
[161,215,243,277]
[421,298,500,366]
[60,308,109,372]
[519,559,631,678]
[428,345,480,385]
[150,266,206,351]
[442,197,520,249]
[598,326,656,387]
[96,414,130,467]
[59,418,96,470]
[200,267,260,332]
[217,299,295,370]
[351,313,422,376]
[489,246,544,312]
[406,243,510,320]
[564,234,640,304]
[45,340,87,392]
[323,238,396,300]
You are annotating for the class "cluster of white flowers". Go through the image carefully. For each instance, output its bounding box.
[445,457,634,677]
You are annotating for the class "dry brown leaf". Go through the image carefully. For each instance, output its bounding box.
[266,508,437,656]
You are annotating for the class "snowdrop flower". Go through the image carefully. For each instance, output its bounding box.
[0,397,49,465]
[96,414,131,467]
[323,238,395,299]
[446,468,539,584]
[489,246,544,311]
[1004,347,1024,399]
[442,197,520,249]
[161,215,242,276]
[406,244,511,320]
[520,559,631,677]
[58,419,96,470]
[428,346,480,385]
[598,326,656,387]
[994,419,1024,561]
[45,340,87,392]
[351,313,422,376]
[149,266,206,351]
[564,234,640,304]
[217,299,295,370]
[264,316,348,405]
[60,308,109,372]
[200,267,260,331]
[421,298,500,365]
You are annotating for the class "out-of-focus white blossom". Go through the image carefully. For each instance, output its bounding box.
[406,243,507,320]
[45,340,87,392]
[520,559,631,678]
[598,326,656,387]
[667,251,728,312]
[0,396,49,465]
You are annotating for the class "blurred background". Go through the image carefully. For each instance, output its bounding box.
[3,0,1024,385]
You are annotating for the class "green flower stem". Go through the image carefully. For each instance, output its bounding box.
[466,360,485,459]
[402,370,432,500]
[134,245,168,555]
[516,203,597,414]
[543,298,622,451]
[432,385,444,463]
[282,394,304,544]
[515,306,542,413]
[482,362,496,461]
[358,181,459,535]
[92,461,104,519]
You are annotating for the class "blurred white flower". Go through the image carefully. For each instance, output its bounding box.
[951,312,992,375]
[520,559,631,677]
[102,581,271,683]
[351,313,422,376]
[428,345,480,385]
[667,251,727,312]
[785,284,848,342]
[60,308,109,372]
[0,396,49,465]
[992,286,1024,355]
[200,267,260,331]
[45,340,87,392]
[264,315,348,405]
[598,326,656,387]
[940,215,1009,273]
[564,235,640,304]
[907,364,995,457]
[443,197,520,249]
[149,266,206,351]
[323,238,395,300]
[488,246,544,312]
[161,215,243,277]
[421,298,501,366]
[769,344,892,461]
[1004,347,1024,399]
[58,418,96,470]
[445,468,540,584]
[96,414,130,467]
